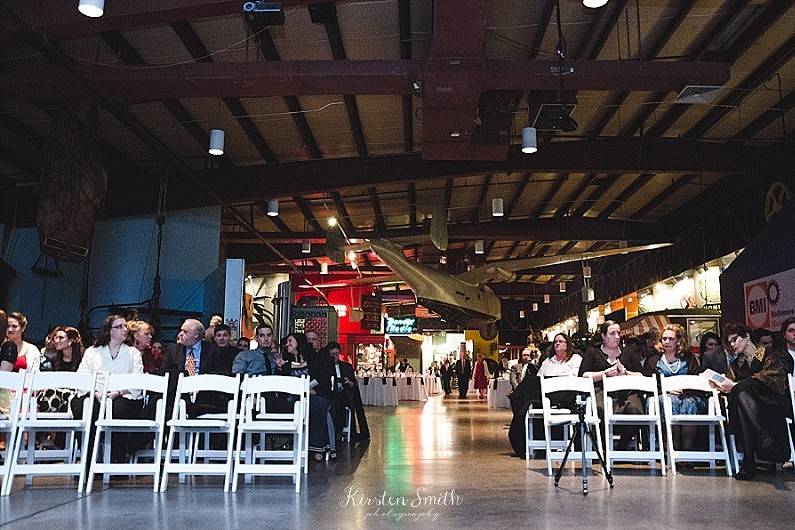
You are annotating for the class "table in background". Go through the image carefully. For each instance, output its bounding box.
[487,378,512,409]
[394,376,428,401]
[357,377,398,406]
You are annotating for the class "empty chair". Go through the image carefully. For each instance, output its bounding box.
[0,372,26,492]
[160,373,240,492]
[540,376,604,477]
[603,374,665,474]
[233,375,309,493]
[2,371,98,495]
[87,372,169,492]
[524,403,570,468]
[788,374,795,465]
[661,374,731,475]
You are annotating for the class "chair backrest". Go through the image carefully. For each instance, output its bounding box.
[603,374,658,394]
[788,374,795,414]
[0,371,26,422]
[176,373,241,395]
[660,374,712,394]
[26,371,97,394]
[103,372,170,395]
[540,375,597,418]
[242,375,308,397]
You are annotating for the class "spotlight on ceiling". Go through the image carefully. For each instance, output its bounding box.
[583,0,609,8]
[327,216,338,227]
[208,129,225,156]
[266,198,279,217]
[492,198,504,217]
[78,0,105,17]
[521,127,537,154]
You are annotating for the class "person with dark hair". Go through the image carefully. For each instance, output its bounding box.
[205,314,223,343]
[211,324,238,375]
[305,330,324,353]
[644,324,705,452]
[236,337,251,350]
[233,324,277,376]
[439,357,453,396]
[454,351,472,398]
[41,327,84,372]
[326,341,369,441]
[579,320,644,449]
[5,311,40,373]
[783,317,795,376]
[0,309,17,373]
[703,330,738,375]
[538,333,582,377]
[72,315,144,463]
[699,332,721,358]
[711,322,792,480]
[752,328,775,350]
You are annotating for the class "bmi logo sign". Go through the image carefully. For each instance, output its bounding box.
[744,268,795,329]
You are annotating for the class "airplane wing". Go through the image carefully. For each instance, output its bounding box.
[454,243,673,285]
[298,273,403,290]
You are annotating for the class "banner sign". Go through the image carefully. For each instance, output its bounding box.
[360,294,382,331]
[744,268,795,329]
[384,316,417,335]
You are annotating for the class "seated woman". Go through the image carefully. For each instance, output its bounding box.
[127,320,159,374]
[5,311,40,373]
[38,326,85,412]
[538,333,582,378]
[72,314,144,463]
[579,321,645,449]
[712,322,791,480]
[1,310,19,422]
[644,324,705,452]
[284,333,332,461]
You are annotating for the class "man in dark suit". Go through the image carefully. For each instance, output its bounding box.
[327,341,369,440]
[702,335,737,375]
[454,352,472,398]
[159,318,226,418]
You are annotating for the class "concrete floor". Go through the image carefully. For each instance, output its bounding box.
[2,395,794,529]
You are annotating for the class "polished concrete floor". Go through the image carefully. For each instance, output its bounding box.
[2,394,794,529]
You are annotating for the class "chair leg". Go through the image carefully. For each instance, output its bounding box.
[666,421,677,475]
[152,427,165,493]
[232,428,244,493]
[102,430,112,484]
[294,432,301,494]
[709,425,716,470]
[544,425,553,476]
[604,423,612,473]
[87,427,104,493]
[525,416,532,469]
[718,421,732,477]
[223,429,235,493]
[656,421,667,476]
[2,428,26,496]
[160,428,176,492]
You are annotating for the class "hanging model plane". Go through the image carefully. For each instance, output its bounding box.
[315,219,672,339]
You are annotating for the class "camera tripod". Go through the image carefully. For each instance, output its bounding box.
[553,395,614,495]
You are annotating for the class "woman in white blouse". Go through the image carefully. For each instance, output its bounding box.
[538,333,582,377]
[5,311,40,373]
[72,314,144,463]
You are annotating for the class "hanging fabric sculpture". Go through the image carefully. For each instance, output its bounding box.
[36,110,107,261]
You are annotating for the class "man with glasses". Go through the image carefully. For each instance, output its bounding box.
[702,332,737,375]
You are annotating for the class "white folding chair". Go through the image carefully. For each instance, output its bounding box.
[233,375,308,493]
[160,373,240,492]
[341,407,352,444]
[0,372,26,493]
[2,371,98,495]
[661,374,731,475]
[87,373,169,492]
[788,374,795,466]
[540,376,604,477]
[603,375,666,474]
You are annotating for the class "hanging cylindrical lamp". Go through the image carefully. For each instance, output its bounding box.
[583,0,609,8]
[439,255,447,264]
[208,129,225,156]
[559,281,566,293]
[582,265,592,279]
[266,199,279,217]
[544,293,550,304]
[492,197,504,217]
[78,0,105,17]
[474,240,485,255]
[521,127,538,154]
[320,262,329,275]
[519,309,526,319]
[301,241,311,254]
[532,302,539,312]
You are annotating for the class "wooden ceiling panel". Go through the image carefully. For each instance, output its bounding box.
[270,8,333,61]
[294,95,351,157]
[484,0,537,59]
[355,95,405,155]
[94,107,155,162]
[190,15,253,63]
[236,97,305,162]
[122,25,196,64]
[128,102,201,160]
[338,1,400,60]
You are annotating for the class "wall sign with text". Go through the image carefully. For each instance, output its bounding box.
[384,316,417,335]
[744,268,795,329]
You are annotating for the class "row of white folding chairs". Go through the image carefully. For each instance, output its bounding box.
[1,371,311,495]
[525,374,770,478]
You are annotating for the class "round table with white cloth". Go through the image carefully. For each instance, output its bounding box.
[357,376,398,406]
[394,375,428,401]
[487,378,512,409]
[425,376,441,395]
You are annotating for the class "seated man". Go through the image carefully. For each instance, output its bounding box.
[510,347,535,390]
[326,342,369,441]
[211,324,239,376]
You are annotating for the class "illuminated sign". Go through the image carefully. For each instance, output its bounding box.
[384,316,417,335]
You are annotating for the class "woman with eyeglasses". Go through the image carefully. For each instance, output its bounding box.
[72,314,144,464]
[711,322,790,480]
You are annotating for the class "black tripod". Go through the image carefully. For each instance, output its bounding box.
[553,395,614,495]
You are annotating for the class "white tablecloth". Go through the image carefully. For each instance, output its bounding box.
[425,376,441,395]
[487,378,512,409]
[357,377,398,406]
[394,376,428,401]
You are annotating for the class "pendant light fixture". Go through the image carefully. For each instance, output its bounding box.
[208,129,225,156]
[559,281,567,293]
[521,126,537,154]
[474,240,485,255]
[532,302,539,312]
[583,0,608,8]
[266,199,279,217]
[320,262,329,275]
[78,0,105,17]
[301,241,311,254]
[492,197,504,217]
[544,293,550,304]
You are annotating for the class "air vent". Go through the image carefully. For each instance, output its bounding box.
[533,104,577,131]
[675,85,725,104]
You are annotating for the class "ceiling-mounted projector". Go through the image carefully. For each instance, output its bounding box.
[243,1,285,25]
